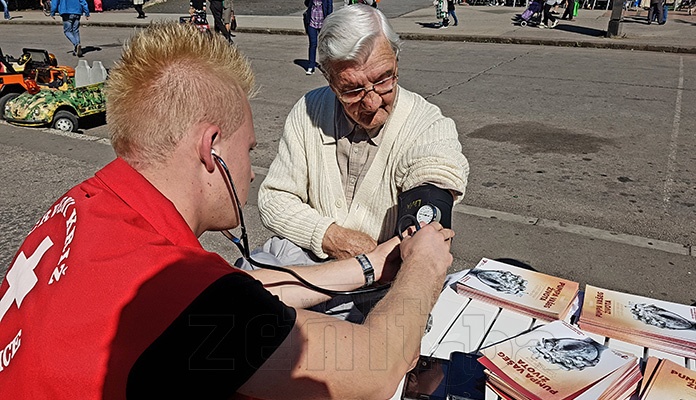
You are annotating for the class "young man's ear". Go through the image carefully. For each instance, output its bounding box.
[198,124,220,173]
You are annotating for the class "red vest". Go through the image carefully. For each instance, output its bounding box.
[0,158,245,399]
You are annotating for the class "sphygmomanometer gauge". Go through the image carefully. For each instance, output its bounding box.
[415,204,440,225]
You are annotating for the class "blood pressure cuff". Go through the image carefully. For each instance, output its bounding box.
[396,184,453,236]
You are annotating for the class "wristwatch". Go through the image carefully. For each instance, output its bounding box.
[355,254,375,287]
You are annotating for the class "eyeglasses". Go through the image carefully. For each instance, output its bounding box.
[337,74,398,104]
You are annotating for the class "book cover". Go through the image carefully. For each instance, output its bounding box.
[420,286,470,356]
[640,358,696,400]
[579,285,696,347]
[636,356,661,397]
[479,320,636,400]
[456,258,579,321]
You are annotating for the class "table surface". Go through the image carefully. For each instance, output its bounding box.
[393,286,696,400]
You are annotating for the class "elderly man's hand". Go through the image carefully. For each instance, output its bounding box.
[322,223,378,260]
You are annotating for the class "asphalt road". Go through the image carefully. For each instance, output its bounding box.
[1,25,694,304]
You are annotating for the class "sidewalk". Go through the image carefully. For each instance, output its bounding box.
[3,6,695,53]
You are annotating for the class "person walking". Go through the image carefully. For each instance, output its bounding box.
[647,0,664,24]
[223,0,235,37]
[561,0,576,20]
[134,0,146,18]
[50,0,90,57]
[434,0,450,28]
[94,0,102,12]
[1,0,11,20]
[208,0,230,41]
[539,0,560,28]
[303,0,332,75]
[447,0,459,25]
[662,0,674,23]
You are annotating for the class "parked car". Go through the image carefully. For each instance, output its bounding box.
[0,47,75,120]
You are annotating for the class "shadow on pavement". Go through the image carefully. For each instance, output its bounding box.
[554,24,606,36]
[673,18,696,26]
[293,59,311,72]
[81,46,103,56]
[621,16,650,24]
[416,21,445,29]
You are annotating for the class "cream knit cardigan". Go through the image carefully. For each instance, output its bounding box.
[258,86,469,259]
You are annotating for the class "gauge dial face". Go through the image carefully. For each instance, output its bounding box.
[416,205,436,224]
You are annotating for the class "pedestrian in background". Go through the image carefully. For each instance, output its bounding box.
[303,0,332,75]
[209,0,231,41]
[662,0,674,22]
[561,0,576,20]
[434,0,450,28]
[539,0,560,28]
[134,0,146,18]
[447,0,459,25]
[647,0,664,24]
[223,0,236,37]
[94,0,102,12]
[50,0,90,57]
[1,0,11,20]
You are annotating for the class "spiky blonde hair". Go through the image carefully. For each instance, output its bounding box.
[106,22,255,167]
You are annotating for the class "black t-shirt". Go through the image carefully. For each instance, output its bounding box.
[127,273,296,399]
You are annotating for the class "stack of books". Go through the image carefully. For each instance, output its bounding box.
[478,320,641,400]
[637,357,696,399]
[455,258,580,322]
[578,285,696,359]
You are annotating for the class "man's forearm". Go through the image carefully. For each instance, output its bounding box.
[362,259,446,385]
[249,236,398,308]
[248,258,366,308]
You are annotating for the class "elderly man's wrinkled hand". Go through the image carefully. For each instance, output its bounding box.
[322,223,378,260]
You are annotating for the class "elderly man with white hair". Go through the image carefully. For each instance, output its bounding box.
[256,5,468,269]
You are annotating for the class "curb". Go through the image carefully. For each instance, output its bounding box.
[398,33,696,53]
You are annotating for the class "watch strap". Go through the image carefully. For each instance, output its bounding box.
[356,254,375,287]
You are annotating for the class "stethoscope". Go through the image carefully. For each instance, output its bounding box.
[211,151,391,296]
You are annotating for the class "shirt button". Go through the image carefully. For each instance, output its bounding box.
[350,177,356,184]
[335,199,343,208]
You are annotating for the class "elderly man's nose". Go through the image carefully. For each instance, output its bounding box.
[361,90,382,110]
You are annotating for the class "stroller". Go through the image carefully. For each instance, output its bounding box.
[517,0,543,26]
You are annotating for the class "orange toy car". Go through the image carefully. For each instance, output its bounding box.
[1,47,75,119]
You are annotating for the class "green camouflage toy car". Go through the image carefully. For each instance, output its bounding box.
[3,70,105,133]
[1,48,77,121]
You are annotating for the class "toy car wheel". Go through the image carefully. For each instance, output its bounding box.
[52,110,79,132]
[0,92,20,120]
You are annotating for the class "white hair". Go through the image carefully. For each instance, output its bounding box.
[317,4,402,78]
